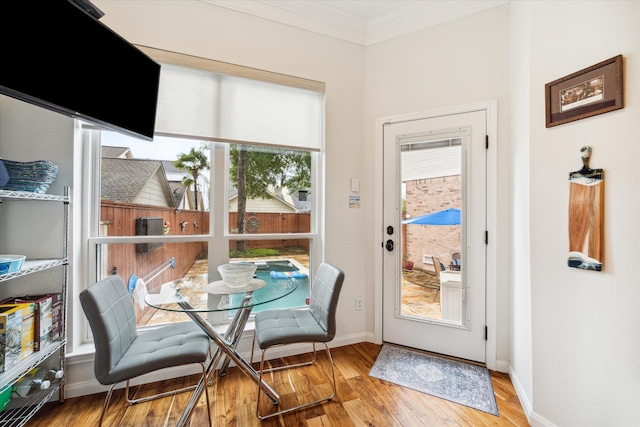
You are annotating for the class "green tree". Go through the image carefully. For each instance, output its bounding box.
[229,145,311,252]
[174,146,210,211]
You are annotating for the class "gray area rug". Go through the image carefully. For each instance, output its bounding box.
[369,344,499,416]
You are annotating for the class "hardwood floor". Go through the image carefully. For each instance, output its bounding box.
[29,342,529,426]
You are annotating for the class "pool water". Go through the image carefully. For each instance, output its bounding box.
[229,260,310,313]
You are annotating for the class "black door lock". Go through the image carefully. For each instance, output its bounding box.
[385,240,394,251]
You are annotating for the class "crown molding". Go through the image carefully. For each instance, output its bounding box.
[203,0,367,44]
[203,0,509,46]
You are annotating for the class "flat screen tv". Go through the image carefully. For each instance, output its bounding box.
[0,0,160,141]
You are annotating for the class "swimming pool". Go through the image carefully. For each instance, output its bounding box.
[229,259,310,313]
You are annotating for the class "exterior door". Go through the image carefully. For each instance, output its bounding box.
[382,110,487,362]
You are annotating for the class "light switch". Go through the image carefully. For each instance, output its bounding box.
[351,178,360,192]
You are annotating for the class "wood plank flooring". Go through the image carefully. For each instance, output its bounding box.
[29,342,529,426]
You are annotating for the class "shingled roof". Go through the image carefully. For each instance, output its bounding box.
[102,145,133,159]
[162,160,183,175]
[101,157,172,205]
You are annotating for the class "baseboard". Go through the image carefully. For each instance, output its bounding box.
[494,358,510,373]
[508,364,557,427]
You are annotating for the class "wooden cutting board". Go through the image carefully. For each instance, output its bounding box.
[568,146,603,271]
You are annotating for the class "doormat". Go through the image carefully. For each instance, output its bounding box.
[368,344,499,416]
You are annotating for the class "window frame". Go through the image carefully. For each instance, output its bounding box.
[81,132,323,342]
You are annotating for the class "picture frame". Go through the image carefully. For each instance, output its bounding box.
[545,54,623,128]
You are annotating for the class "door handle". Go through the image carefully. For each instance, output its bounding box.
[385,240,394,252]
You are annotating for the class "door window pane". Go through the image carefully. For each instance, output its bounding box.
[400,135,462,322]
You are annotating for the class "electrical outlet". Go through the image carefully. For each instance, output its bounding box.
[356,297,363,310]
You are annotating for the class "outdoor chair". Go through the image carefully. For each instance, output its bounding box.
[432,256,445,301]
[251,262,345,420]
[450,252,461,271]
[79,275,212,426]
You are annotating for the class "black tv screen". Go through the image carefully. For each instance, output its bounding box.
[0,0,160,141]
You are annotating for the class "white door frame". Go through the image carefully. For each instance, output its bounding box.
[373,100,498,370]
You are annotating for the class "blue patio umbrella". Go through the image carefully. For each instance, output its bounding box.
[402,208,461,225]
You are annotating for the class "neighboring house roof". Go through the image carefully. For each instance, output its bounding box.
[228,186,310,213]
[102,146,300,212]
[102,145,133,159]
[162,160,183,175]
[274,187,312,212]
[101,158,174,207]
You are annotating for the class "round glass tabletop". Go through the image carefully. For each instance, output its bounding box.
[144,276,298,313]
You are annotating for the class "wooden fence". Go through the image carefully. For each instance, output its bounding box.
[228,212,310,251]
[100,201,209,292]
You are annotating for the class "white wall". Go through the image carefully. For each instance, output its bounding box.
[509,2,533,420]
[509,0,534,417]
[522,1,640,425]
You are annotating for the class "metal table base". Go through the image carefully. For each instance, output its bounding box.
[175,297,279,427]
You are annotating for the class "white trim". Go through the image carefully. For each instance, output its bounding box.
[509,364,535,426]
[374,100,499,370]
[202,1,510,46]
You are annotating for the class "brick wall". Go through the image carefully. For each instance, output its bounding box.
[404,175,461,271]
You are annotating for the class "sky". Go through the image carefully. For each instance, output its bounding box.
[101,131,209,162]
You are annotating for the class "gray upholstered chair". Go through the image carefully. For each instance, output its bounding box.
[79,275,212,426]
[251,262,345,419]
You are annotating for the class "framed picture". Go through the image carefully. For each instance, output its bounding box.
[545,55,623,128]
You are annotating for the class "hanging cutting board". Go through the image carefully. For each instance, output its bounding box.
[568,146,604,271]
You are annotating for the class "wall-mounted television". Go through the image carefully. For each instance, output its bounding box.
[0,1,160,141]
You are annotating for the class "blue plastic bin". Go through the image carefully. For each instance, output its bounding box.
[0,256,26,275]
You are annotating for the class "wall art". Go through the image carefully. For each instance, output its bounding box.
[546,55,623,128]
[568,146,603,271]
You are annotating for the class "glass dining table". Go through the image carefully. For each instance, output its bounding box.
[145,276,298,426]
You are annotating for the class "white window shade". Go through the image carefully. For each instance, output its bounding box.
[402,146,461,181]
[155,63,324,152]
[155,64,219,140]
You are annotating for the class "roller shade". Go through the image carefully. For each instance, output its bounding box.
[155,63,324,151]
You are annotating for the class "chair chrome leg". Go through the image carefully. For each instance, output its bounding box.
[125,379,199,405]
[256,343,337,420]
[200,362,213,427]
[250,330,256,365]
[260,343,318,374]
[98,383,117,427]
[112,363,212,426]
[177,362,212,427]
